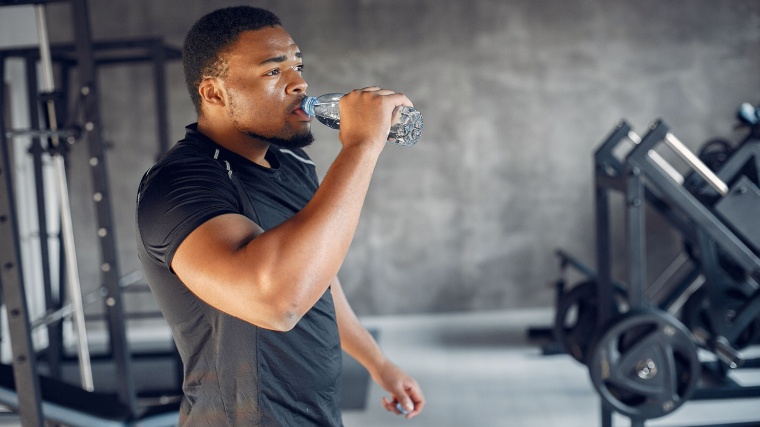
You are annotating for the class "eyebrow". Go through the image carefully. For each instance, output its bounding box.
[258,51,303,66]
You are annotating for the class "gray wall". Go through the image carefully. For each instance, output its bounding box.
[39,0,760,316]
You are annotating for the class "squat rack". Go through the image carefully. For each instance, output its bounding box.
[0,0,180,425]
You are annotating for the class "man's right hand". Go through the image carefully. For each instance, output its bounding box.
[337,87,414,153]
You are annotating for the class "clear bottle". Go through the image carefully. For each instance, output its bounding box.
[301,93,423,146]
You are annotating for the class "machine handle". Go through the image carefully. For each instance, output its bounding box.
[664,133,729,196]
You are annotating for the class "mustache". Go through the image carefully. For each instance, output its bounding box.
[292,96,307,112]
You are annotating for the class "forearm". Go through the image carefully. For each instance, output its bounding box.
[331,277,387,378]
[241,145,381,317]
[331,277,426,418]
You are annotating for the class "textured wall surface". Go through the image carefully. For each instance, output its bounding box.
[33,0,760,315]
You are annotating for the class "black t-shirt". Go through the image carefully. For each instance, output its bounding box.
[136,124,342,426]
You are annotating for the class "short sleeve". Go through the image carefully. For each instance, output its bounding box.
[136,155,241,270]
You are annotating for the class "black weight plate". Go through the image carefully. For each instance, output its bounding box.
[553,280,598,363]
[554,280,626,363]
[588,309,700,420]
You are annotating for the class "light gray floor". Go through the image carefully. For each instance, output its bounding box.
[343,309,760,427]
[2,309,759,426]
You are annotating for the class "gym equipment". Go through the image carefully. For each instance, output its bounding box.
[0,0,181,424]
[35,2,95,392]
[550,105,760,427]
[0,363,179,427]
[0,72,43,425]
[553,279,627,364]
[554,280,600,363]
[587,309,700,420]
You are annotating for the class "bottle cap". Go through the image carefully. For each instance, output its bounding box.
[301,96,317,117]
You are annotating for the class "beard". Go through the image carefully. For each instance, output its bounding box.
[243,129,314,149]
[227,91,315,149]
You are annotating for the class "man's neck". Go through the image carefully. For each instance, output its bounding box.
[197,116,271,168]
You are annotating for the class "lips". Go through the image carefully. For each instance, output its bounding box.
[292,98,312,121]
[293,107,312,121]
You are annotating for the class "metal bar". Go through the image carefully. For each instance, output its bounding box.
[0,39,181,63]
[648,150,684,186]
[626,130,641,144]
[601,404,613,427]
[0,0,67,4]
[595,181,617,324]
[626,128,684,185]
[663,273,704,314]
[554,249,629,291]
[32,270,145,332]
[625,161,646,310]
[594,123,629,327]
[70,0,137,412]
[664,132,728,196]
[31,287,107,329]
[0,53,45,427]
[646,252,689,297]
[5,128,78,140]
[24,53,64,380]
[554,249,598,279]
[594,120,632,176]
[35,3,95,392]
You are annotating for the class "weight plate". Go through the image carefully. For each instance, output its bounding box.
[554,280,598,363]
[554,280,626,363]
[588,309,700,420]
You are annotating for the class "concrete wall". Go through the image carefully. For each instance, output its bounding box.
[31,0,760,315]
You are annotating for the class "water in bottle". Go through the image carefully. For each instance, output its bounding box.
[301,92,423,146]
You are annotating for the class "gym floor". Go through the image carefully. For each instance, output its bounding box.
[1,309,759,427]
[344,309,760,427]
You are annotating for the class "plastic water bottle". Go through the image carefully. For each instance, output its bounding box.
[301,93,423,146]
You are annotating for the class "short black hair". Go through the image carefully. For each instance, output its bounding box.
[182,6,282,115]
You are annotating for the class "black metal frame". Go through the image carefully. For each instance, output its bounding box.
[0,0,181,422]
[0,54,45,427]
[594,120,760,427]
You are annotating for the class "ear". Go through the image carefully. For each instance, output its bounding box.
[198,77,227,109]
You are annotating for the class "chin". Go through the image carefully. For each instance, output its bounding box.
[271,132,315,149]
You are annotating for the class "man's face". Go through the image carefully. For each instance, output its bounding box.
[222,26,313,148]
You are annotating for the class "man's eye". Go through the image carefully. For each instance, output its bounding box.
[295,64,304,73]
[265,69,281,76]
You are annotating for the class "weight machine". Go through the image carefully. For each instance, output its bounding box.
[0,0,181,425]
[553,104,760,427]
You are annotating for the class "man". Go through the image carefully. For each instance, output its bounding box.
[136,5,425,426]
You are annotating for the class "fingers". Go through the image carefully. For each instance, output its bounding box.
[382,395,412,418]
[381,381,426,419]
[351,86,413,108]
[373,360,425,419]
[402,381,425,418]
[337,86,412,148]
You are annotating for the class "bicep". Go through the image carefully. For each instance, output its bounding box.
[171,213,284,328]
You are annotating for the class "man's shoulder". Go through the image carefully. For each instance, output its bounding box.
[144,138,223,182]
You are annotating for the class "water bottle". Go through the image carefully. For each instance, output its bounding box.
[301,93,423,146]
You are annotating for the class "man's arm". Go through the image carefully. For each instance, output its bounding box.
[330,276,425,418]
[172,88,410,331]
